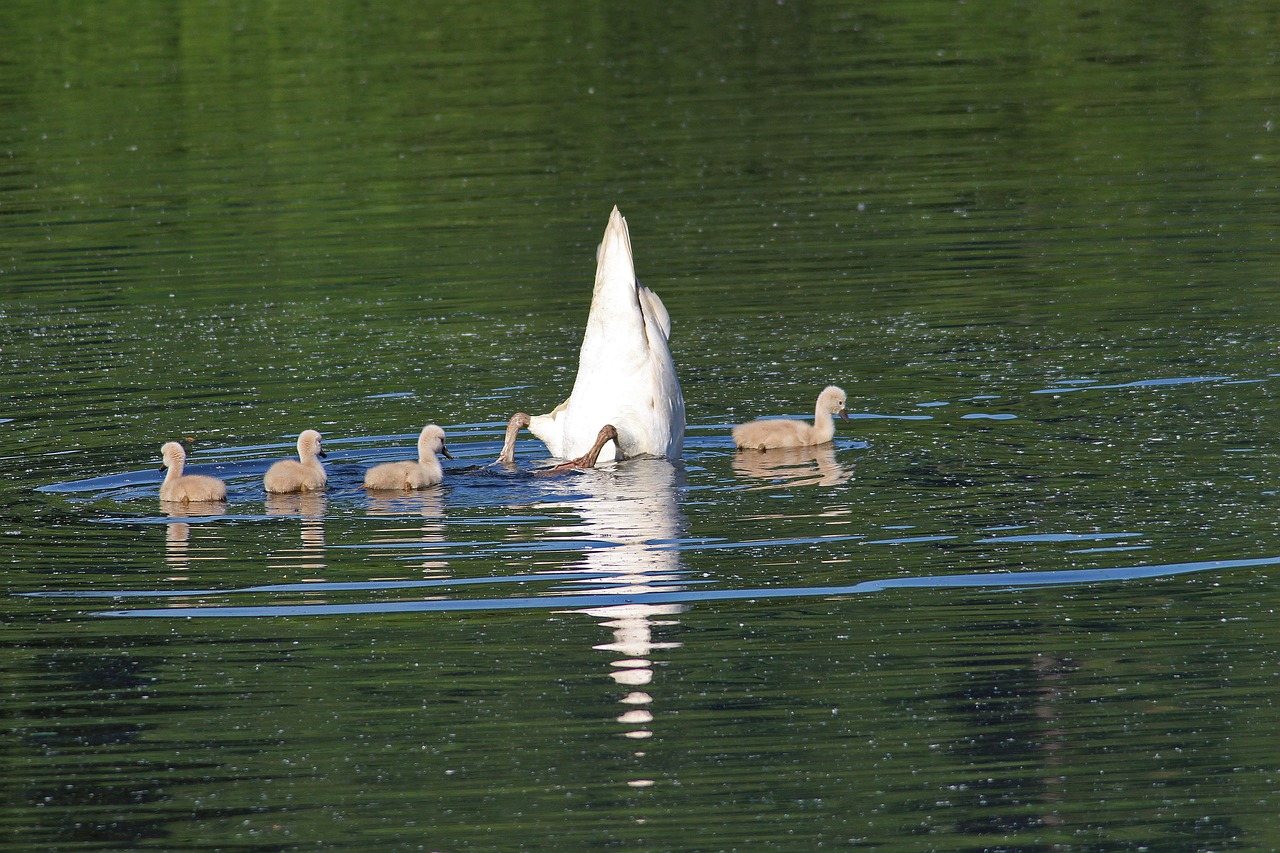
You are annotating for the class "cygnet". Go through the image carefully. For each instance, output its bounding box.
[264,429,328,493]
[364,424,452,490]
[732,385,848,450]
[159,441,227,503]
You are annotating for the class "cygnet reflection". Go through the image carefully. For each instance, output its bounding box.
[266,492,327,576]
[161,502,227,576]
[731,442,852,489]
[364,488,448,575]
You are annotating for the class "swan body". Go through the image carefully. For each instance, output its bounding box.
[159,442,227,503]
[732,385,849,450]
[528,207,684,462]
[364,425,451,490]
[264,429,328,493]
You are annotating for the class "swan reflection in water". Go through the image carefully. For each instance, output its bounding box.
[542,457,688,758]
[266,492,327,577]
[732,442,853,490]
[161,502,228,577]
[582,601,684,747]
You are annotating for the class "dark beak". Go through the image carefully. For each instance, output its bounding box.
[441,445,454,460]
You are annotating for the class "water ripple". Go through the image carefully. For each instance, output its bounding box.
[1032,375,1234,395]
[60,555,1280,618]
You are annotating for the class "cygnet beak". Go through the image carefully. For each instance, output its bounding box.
[441,445,454,460]
[839,409,849,421]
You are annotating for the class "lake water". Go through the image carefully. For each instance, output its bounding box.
[5,1,1280,849]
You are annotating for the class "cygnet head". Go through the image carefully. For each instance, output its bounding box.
[418,424,453,460]
[160,441,187,471]
[820,385,849,420]
[298,429,325,460]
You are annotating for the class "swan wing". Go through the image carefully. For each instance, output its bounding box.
[638,281,672,340]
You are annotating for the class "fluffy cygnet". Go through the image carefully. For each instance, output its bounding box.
[364,424,452,490]
[159,441,227,503]
[264,429,328,493]
[496,412,531,465]
[732,385,849,450]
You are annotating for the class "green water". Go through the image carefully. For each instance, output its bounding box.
[4,1,1280,849]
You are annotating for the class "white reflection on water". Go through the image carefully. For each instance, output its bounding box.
[165,522,192,575]
[364,488,448,574]
[161,503,228,577]
[731,443,853,490]
[265,493,327,577]
[543,458,689,592]
[545,457,688,749]
[583,602,684,744]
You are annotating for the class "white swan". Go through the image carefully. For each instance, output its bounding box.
[364,425,451,490]
[159,441,227,503]
[264,429,327,493]
[732,385,848,450]
[527,207,684,462]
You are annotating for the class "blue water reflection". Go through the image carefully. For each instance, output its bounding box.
[28,554,1280,618]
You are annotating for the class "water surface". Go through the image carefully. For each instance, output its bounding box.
[4,1,1280,849]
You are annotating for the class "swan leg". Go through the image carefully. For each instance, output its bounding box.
[545,455,593,472]
[492,412,531,466]
[545,424,619,471]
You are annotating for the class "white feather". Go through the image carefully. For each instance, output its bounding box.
[529,207,685,461]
